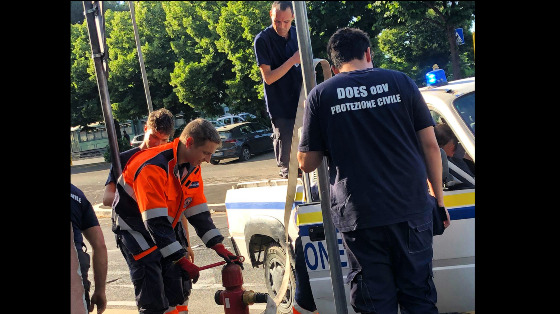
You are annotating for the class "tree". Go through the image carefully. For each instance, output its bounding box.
[369,1,475,81]
[164,1,234,118]
[103,9,148,121]
[215,1,270,117]
[70,20,103,128]
[71,1,128,25]
[133,1,192,118]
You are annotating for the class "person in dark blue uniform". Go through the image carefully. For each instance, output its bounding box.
[298,27,450,314]
[71,183,108,313]
[254,1,302,179]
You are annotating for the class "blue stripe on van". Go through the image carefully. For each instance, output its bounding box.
[449,205,475,220]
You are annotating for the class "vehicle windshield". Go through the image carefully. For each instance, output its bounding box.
[218,131,231,140]
[453,91,475,135]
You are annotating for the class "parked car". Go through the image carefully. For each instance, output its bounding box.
[210,122,273,164]
[216,115,246,126]
[237,112,257,120]
[130,133,144,147]
[209,120,226,128]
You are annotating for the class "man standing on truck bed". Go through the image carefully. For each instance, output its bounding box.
[254,1,302,179]
[297,27,450,314]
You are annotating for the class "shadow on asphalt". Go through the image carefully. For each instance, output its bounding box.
[71,162,111,175]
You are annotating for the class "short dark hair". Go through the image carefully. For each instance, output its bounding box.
[434,123,458,148]
[146,108,175,136]
[180,118,222,148]
[271,1,293,13]
[327,27,371,68]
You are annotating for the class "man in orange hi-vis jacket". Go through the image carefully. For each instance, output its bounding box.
[112,118,241,314]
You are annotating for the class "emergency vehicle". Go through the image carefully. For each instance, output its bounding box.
[224,77,475,313]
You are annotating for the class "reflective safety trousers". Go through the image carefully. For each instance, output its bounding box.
[112,138,223,261]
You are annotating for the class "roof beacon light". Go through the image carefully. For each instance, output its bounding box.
[426,64,447,87]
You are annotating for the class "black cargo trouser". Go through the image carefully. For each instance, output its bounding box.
[271,117,295,176]
[118,236,192,314]
[341,215,438,314]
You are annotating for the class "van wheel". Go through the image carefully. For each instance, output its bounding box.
[210,159,220,165]
[239,146,251,162]
[264,243,295,314]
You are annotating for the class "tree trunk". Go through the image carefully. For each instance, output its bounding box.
[446,25,462,80]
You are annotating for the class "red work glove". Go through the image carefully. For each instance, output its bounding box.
[175,256,200,283]
[211,243,244,269]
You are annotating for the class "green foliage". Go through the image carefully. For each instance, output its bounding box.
[103,137,133,163]
[71,1,475,129]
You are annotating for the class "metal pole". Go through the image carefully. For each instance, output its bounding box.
[83,1,122,179]
[129,1,153,113]
[292,2,348,313]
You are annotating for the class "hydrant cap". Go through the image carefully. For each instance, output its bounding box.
[222,263,243,287]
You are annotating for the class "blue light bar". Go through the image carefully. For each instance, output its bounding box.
[426,68,447,86]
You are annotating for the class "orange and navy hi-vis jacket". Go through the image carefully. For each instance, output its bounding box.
[112,138,223,261]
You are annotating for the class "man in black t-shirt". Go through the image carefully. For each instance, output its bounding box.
[298,27,450,314]
[71,183,108,313]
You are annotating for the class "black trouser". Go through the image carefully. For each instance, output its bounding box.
[76,245,91,309]
[271,117,295,176]
[118,237,191,314]
[341,215,438,314]
[294,236,317,312]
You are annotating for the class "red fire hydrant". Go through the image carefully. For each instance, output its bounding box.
[214,258,268,314]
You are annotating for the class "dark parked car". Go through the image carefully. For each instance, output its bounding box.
[210,122,273,164]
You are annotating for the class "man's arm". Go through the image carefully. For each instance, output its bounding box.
[297,151,324,173]
[259,50,300,85]
[102,182,116,207]
[180,214,195,263]
[417,126,450,227]
[82,226,108,313]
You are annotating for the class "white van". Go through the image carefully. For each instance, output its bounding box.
[216,115,245,125]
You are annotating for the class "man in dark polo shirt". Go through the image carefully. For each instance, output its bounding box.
[254,1,302,178]
[298,28,450,313]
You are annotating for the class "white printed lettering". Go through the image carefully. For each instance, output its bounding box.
[352,87,361,98]
[359,86,368,97]
[345,87,354,98]
[337,88,346,99]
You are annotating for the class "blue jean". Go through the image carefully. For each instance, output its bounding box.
[341,214,438,314]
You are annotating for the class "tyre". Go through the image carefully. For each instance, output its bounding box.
[210,159,220,165]
[264,243,295,314]
[239,146,251,162]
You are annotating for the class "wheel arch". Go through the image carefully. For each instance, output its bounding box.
[244,215,294,267]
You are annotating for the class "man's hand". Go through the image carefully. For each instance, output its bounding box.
[211,243,243,269]
[186,246,195,263]
[175,256,200,283]
[89,290,107,313]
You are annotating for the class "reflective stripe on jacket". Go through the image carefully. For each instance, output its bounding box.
[113,138,223,261]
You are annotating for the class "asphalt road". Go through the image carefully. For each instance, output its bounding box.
[71,151,281,313]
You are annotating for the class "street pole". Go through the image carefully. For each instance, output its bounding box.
[83,1,121,179]
[292,2,348,313]
[129,1,153,113]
